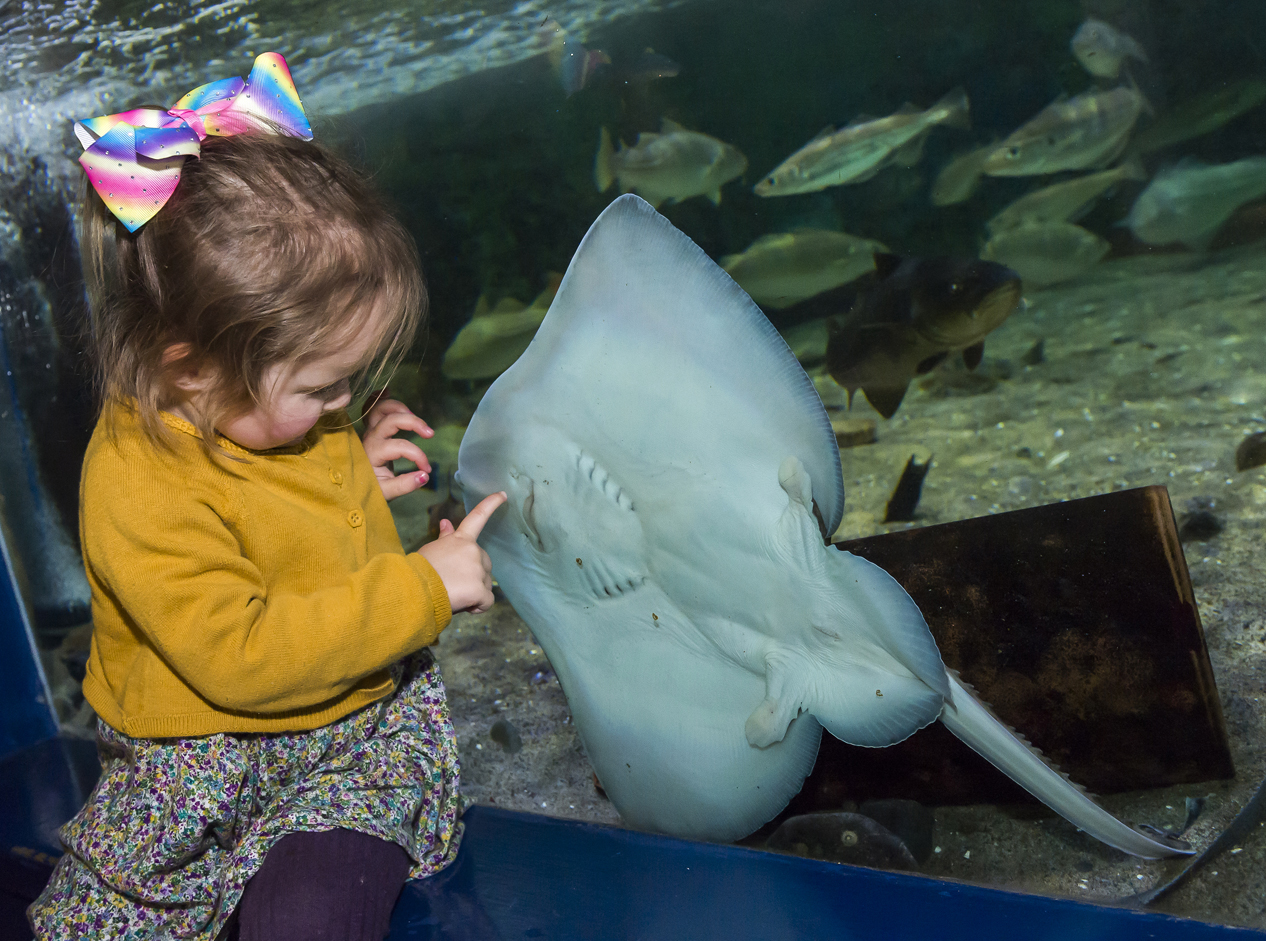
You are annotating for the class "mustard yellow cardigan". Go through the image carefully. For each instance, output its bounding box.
[79,402,452,738]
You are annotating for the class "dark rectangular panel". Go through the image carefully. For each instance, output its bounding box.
[793,485,1232,809]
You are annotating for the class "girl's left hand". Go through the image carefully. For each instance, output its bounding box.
[361,390,435,500]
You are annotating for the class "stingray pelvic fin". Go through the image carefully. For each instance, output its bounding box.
[773,456,828,573]
[939,671,1194,858]
[745,654,804,748]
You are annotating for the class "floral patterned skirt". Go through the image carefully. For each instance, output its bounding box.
[28,650,462,941]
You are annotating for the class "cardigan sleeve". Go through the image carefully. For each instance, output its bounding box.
[82,460,452,715]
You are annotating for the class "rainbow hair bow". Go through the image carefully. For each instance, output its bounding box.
[74,52,313,232]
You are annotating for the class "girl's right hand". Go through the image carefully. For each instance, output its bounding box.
[417,492,507,613]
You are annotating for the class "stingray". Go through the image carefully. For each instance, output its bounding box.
[455,194,1191,858]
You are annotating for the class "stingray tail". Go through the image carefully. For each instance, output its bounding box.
[939,671,1193,859]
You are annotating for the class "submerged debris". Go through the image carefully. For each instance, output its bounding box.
[884,453,932,522]
[1182,795,1207,834]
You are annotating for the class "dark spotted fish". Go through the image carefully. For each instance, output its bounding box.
[824,254,1022,418]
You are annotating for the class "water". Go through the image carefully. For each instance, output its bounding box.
[3,0,1266,929]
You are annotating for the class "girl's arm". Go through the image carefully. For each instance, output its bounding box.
[84,481,451,715]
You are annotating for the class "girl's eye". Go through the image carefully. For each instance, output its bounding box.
[309,379,349,400]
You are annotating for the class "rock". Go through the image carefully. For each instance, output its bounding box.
[765,811,919,871]
[1178,496,1223,542]
[490,718,523,753]
[1235,431,1266,471]
[831,416,877,448]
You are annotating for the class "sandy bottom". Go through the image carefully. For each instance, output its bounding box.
[398,242,1266,929]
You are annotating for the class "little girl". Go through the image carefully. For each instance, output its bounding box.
[28,54,505,940]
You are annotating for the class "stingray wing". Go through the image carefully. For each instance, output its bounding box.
[467,193,845,536]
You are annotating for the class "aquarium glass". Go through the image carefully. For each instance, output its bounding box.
[2,0,1264,928]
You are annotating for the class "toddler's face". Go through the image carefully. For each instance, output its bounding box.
[218,332,377,451]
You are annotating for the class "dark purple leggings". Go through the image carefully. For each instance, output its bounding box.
[224,829,412,941]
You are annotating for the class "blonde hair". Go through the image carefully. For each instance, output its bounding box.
[79,131,425,451]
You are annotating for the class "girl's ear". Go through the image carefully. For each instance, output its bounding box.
[163,342,214,392]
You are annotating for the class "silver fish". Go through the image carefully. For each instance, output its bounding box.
[1128,79,1266,156]
[720,229,887,309]
[983,86,1146,177]
[1071,18,1148,80]
[594,119,747,209]
[1126,156,1266,249]
[755,87,969,196]
[930,142,995,206]
[986,159,1146,234]
[442,275,563,380]
[980,222,1110,287]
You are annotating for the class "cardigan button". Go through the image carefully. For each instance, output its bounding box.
[329,469,344,485]
[347,509,364,528]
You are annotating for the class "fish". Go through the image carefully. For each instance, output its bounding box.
[1071,18,1148,80]
[719,229,888,309]
[983,85,1146,177]
[754,87,970,197]
[930,142,995,206]
[1129,79,1266,156]
[986,158,1146,234]
[1125,156,1266,249]
[541,18,610,97]
[594,120,747,209]
[455,194,1190,858]
[620,48,680,85]
[980,221,1110,287]
[824,253,1022,419]
[441,274,563,380]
